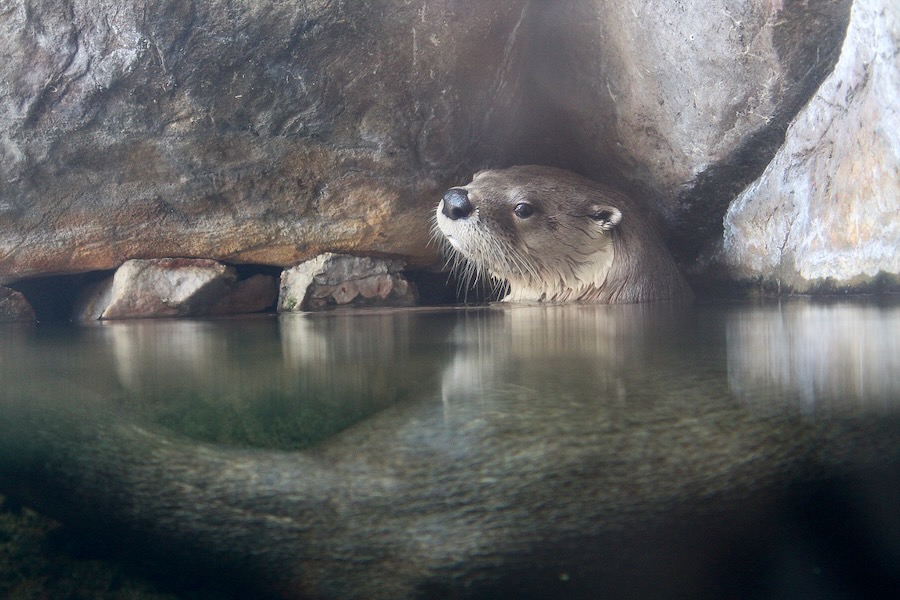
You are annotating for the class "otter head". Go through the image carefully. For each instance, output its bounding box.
[434,166,630,302]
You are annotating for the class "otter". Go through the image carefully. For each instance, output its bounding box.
[434,166,692,303]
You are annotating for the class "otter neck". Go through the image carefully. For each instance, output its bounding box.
[501,243,616,303]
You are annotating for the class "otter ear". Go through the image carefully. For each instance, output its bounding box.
[588,205,622,231]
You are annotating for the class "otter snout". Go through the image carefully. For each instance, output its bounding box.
[441,188,473,220]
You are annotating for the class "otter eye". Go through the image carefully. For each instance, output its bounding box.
[514,202,534,219]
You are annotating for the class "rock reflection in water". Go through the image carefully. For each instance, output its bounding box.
[102,314,429,402]
[726,301,900,408]
[0,301,897,599]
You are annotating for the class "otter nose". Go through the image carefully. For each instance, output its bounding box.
[441,188,473,220]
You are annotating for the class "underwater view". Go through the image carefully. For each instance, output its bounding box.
[1,299,899,599]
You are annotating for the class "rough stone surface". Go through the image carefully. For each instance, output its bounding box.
[509,0,853,258]
[279,253,416,312]
[0,0,857,294]
[708,0,900,292]
[74,258,240,320]
[0,286,36,323]
[0,0,531,283]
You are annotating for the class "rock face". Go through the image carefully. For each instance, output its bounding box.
[512,0,853,258]
[0,286,36,323]
[0,0,895,298]
[279,254,416,312]
[0,0,530,283]
[709,0,900,292]
[74,258,276,320]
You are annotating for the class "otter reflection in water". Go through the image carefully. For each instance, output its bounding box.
[434,166,693,303]
[0,303,898,599]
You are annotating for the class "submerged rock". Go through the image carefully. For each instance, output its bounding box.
[1,303,898,598]
[74,258,276,320]
[0,286,36,323]
[279,253,417,312]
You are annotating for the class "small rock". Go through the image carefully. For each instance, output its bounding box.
[0,286,36,323]
[279,253,417,312]
[74,258,237,320]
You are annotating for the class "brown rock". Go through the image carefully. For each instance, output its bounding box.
[0,286,36,322]
[279,254,417,312]
[0,0,530,283]
[74,258,237,320]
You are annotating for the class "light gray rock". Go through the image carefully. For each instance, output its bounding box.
[74,258,237,320]
[709,0,900,292]
[279,253,416,312]
[0,286,36,323]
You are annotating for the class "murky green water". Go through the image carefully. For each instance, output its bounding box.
[1,299,899,599]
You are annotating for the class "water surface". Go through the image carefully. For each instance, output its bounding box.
[1,300,898,599]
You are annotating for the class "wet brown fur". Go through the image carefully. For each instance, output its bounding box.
[435,166,693,303]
